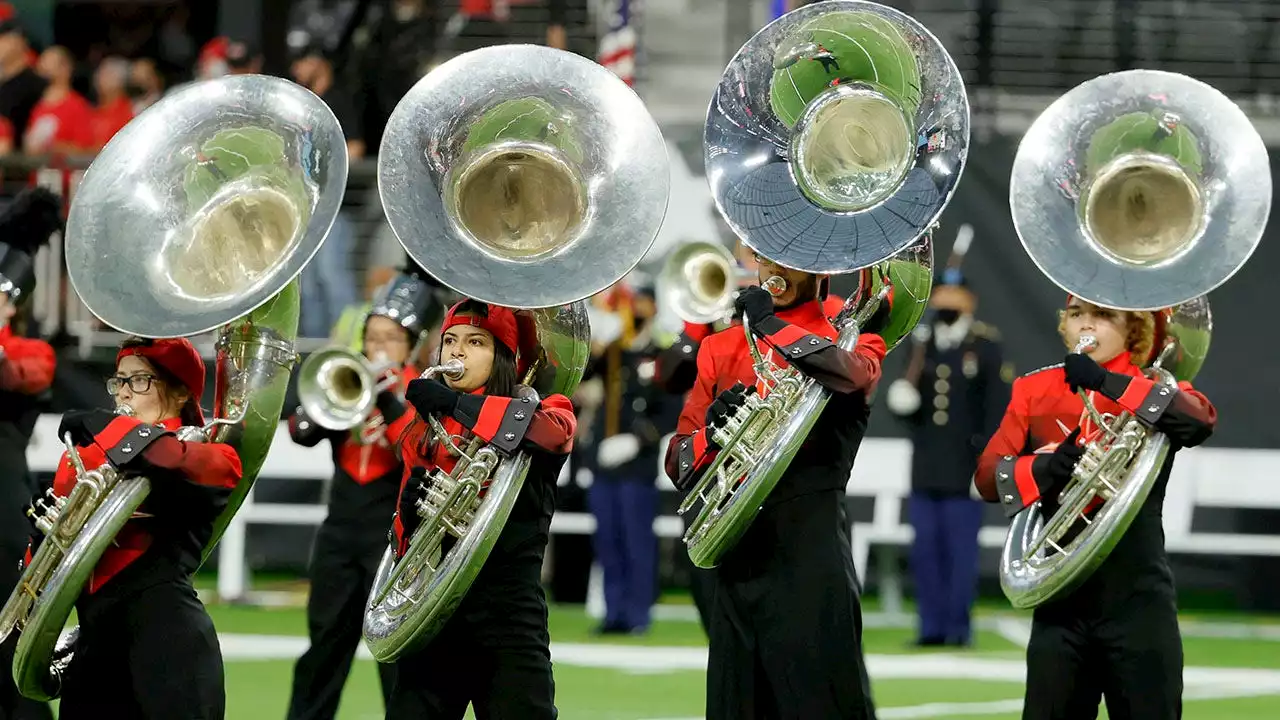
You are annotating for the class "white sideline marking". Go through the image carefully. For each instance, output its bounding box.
[991,617,1033,648]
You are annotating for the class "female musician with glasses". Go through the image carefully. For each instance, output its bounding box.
[975,295,1217,720]
[284,271,438,720]
[665,252,886,720]
[375,298,576,719]
[27,336,241,719]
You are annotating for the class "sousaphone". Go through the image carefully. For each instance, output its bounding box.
[1001,69,1270,608]
[363,44,669,661]
[0,74,347,698]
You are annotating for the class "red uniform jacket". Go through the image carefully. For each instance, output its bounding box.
[388,389,577,556]
[975,352,1216,517]
[0,324,55,396]
[664,298,886,503]
[47,415,242,594]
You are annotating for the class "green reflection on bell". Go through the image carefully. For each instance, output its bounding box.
[172,127,308,300]
[451,97,589,260]
[769,11,924,212]
[1081,111,1206,265]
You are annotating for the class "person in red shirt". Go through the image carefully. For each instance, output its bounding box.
[0,186,61,720]
[665,250,884,720]
[27,337,241,718]
[975,295,1216,720]
[284,270,441,720]
[24,46,94,155]
[378,298,576,719]
[90,56,133,150]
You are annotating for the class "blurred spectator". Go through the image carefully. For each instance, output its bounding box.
[225,37,262,75]
[196,36,230,80]
[25,46,94,155]
[0,16,47,152]
[291,44,359,339]
[446,1,567,52]
[359,0,438,150]
[91,56,132,149]
[128,57,165,113]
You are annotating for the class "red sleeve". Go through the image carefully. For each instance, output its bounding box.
[1102,375,1217,448]
[975,378,1042,514]
[664,342,720,483]
[754,316,885,394]
[0,334,56,395]
[383,405,417,447]
[136,438,243,489]
[684,322,714,342]
[452,393,577,455]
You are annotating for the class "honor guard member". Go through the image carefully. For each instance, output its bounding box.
[0,187,62,720]
[285,269,441,720]
[884,267,1011,647]
[380,299,577,719]
[585,278,677,635]
[35,337,242,718]
[666,251,884,720]
[975,295,1216,720]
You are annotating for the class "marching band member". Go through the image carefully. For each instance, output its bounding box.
[284,270,439,720]
[381,298,576,719]
[975,295,1216,720]
[40,336,241,719]
[665,251,885,720]
[0,186,63,720]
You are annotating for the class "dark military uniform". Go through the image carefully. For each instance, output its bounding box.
[887,318,1010,645]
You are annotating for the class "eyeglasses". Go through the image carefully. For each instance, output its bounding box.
[106,374,157,395]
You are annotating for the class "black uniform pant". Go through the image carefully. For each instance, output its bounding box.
[58,578,224,720]
[1023,589,1182,720]
[386,528,556,719]
[1,469,52,720]
[287,524,396,720]
[707,489,876,720]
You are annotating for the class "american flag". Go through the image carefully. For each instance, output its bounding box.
[597,0,637,86]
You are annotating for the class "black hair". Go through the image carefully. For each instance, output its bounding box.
[118,336,204,427]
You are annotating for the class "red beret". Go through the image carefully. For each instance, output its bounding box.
[441,301,520,358]
[117,338,206,425]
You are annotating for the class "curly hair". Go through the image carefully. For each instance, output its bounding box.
[1057,307,1155,364]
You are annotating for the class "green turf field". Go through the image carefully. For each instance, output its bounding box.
[144,592,1280,720]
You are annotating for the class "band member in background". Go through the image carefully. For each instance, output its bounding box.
[0,187,63,720]
[884,268,1010,647]
[666,251,884,719]
[975,295,1216,720]
[36,337,241,718]
[284,270,440,720]
[380,299,576,718]
[584,279,676,636]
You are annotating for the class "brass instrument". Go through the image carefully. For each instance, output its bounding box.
[657,240,745,325]
[296,345,400,433]
[0,74,347,698]
[680,0,966,569]
[1000,69,1269,609]
[363,44,669,661]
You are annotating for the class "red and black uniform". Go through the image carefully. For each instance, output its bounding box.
[976,351,1216,720]
[382,301,576,719]
[48,412,241,719]
[0,325,55,720]
[665,293,885,720]
[283,368,417,720]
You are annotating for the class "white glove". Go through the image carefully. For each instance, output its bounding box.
[885,379,922,416]
[597,433,641,469]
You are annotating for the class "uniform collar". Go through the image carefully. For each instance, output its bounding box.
[158,416,184,431]
[1101,351,1135,374]
[934,315,972,351]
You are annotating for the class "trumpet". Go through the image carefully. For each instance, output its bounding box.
[296,346,401,433]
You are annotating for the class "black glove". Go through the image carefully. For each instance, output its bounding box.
[1037,428,1085,499]
[399,466,428,539]
[705,383,753,435]
[57,409,118,448]
[734,285,776,327]
[1063,353,1107,393]
[405,378,460,417]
